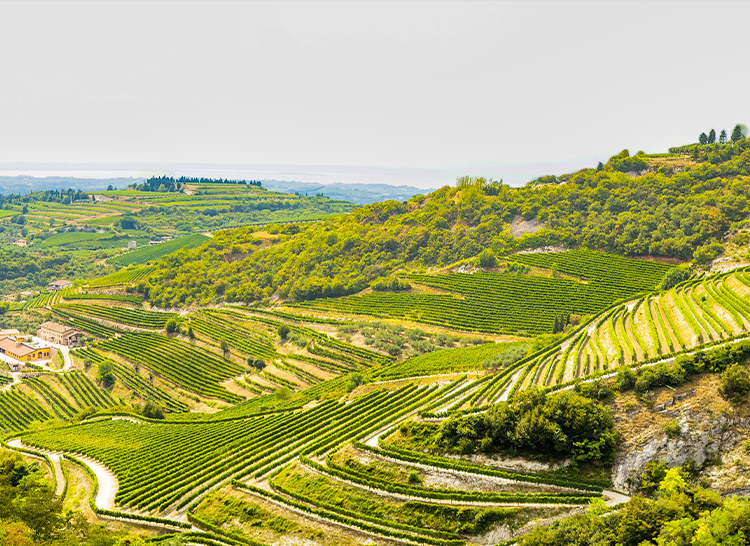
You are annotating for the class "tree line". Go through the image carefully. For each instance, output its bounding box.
[699,123,746,145]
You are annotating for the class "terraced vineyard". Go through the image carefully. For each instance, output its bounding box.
[57,303,176,329]
[96,333,245,403]
[109,233,210,266]
[301,250,671,335]
[499,267,750,396]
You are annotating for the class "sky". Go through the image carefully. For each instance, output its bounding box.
[0,1,748,187]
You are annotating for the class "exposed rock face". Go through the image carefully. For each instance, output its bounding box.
[612,409,749,493]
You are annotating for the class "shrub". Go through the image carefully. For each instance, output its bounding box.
[165,318,178,333]
[142,401,165,420]
[478,249,497,268]
[664,420,681,438]
[719,363,750,402]
[660,264,691,290]
[278,324,290,340]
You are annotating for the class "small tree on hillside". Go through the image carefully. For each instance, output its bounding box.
[220,340,229,355]
[719,363,750,403]
[477,249,496,268]
[97,360,115,389]
[278,324,290,340]
[719,129,728,144]
[732,124,746,143]
[708,129,716,144]
[699,132,708,145]
[247,357,266,371]
[187,326,195,340]
[165,318,178,334]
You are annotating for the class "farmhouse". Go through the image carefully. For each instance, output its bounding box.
[0,338,53,362]
[48,280,74,291]
[38,322,82,346]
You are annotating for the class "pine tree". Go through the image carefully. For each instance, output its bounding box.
[732,124,745,142]
[719,130,727,144]
[708,129,716,144]
[596,161,604,171]
[553,316,559,334]
[699,132,708,145]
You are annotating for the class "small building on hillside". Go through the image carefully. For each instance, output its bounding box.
[12,239,27,247]
[127,240,137,249]
[48,280,74,291]
[0,338,53,362]
[38,322,81,346]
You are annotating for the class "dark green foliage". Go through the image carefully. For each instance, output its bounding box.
[165,318,178,333]
[478,248,497,267]
[708,129,717,144]
[720,130,728,145]
[733,124,746,143]
[607,149,648,173]
[247,357,266,371]
[432,390,616,461]
[719,363,750,402]
[97,360,116,389]
[278,324,290,340]
[699,132,708,145]
[693,239,725,264]
[660,264,691,290]
[142,400,165,420]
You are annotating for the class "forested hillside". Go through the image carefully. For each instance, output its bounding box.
[142,139,750,308]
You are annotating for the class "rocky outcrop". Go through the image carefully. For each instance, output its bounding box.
[612,409,749,493]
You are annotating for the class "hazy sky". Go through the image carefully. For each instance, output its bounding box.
[0,1,747,186]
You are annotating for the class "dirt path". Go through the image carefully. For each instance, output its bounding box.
[8,439,119,510]
[603,489,630,506]
[1,372,21,392]
[7,439,65,496]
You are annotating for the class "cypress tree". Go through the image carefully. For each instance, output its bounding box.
[699,132,708,145]
[732,124,745,142]
[719,130,727,144]
[596,161,604,171]
[708,129,716,144]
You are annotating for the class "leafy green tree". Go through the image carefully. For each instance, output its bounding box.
[141,401,165,420]
[477,248,496,268]
[660,264,691,290]
[220,340,229,354]
[275,386,292,400]
[732,124,745,142]
[719,363,750,402]
[708,129,716,144]
[96,360,115,389]
[247,357,266,370]
[187,326,195,340]
[164,318,178,334]
[720,129,728,144]
[278,324,290,340]
[699,132,708,145]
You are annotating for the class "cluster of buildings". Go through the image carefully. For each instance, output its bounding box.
[0,322,81,373]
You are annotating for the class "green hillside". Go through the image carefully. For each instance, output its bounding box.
[139,139,750,309]
[4,136,750,546]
